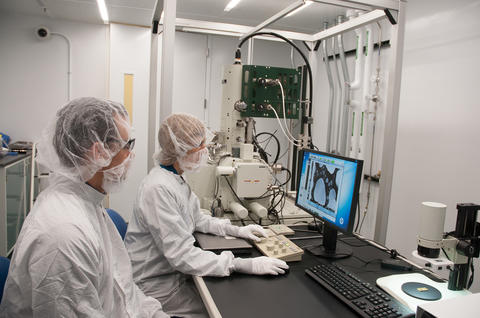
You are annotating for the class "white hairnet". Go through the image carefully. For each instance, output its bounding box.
[37,97,132,182]
[156,113,206,165]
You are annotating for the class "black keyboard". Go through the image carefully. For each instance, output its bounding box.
[306,263,414,318]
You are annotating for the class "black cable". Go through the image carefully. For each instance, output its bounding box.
[223,176,243,204]
[278,168,292,187]
[467,261,474,289]
[279,189,287,223]
[358,199,368,233]
[270,189,285,212]
[268,188,281,210]
[444,231,455,238]
[352,255,384,267]
[313,217,318,230]
[293,229,318,233]
[245,191,274,200]
[237,32,315,149]
[441,248,451,261]
[354,199,361,232]
[254,132,281,164]
[267,188,285,224]
[293,220,309,225]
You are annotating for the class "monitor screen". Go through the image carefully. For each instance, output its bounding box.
[295,149,363,233]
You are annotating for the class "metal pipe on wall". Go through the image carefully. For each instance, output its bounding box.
[358,24,374,160]
[51,32,72,101]
[322,22,335,153]
[336,15,351,156]
[331,31,343,154]
[346,10,365,158]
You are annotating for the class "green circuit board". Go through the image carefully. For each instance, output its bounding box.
[240,65,301,119]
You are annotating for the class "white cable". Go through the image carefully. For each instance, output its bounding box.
[275,80,302,145]
[269,106,301,147]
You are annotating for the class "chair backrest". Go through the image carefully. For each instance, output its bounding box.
[106,208,127,240]
[0,256,10,303]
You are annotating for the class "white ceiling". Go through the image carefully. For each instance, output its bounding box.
[176,0,350,34]
[0,0,156,26]
[0,0,362,33]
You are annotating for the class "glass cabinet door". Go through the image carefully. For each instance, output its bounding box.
[6,161,25,253]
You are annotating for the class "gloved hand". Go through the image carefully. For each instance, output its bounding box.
[225,224,268,242]
[233,256,289,275]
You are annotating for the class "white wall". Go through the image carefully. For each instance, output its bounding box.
[387,0,480,292]
[0,13,151,222]
[0,12,108,142]
[108,24,151,221]
[172,32,207,119]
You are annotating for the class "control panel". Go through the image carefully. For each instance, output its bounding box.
[241,65,301,119]
[254,230,304,262]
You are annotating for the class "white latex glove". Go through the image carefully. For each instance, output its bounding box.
[233,256,289,275]
[226,224,268,242]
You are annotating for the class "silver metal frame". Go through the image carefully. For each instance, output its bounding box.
[239,0,305,41]
[374,0,406,243]
[311,9,386,41]
[147,32,159,171]
[151,0,406,244]
[176,18,314,42]
[0,157,30,256]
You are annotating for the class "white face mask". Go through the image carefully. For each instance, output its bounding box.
[102,152,134,193]
[178,147,208,173]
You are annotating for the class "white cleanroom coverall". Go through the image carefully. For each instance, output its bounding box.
[125,166,235,317]
[0,177,169,318]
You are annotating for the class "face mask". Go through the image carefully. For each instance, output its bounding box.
[178,147,208,173]
[102,152,134,193]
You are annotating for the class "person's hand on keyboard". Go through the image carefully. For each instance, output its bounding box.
[233,256,289,275]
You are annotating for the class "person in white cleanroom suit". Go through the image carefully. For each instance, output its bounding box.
[0,97,169,317]
[125,113,289,318]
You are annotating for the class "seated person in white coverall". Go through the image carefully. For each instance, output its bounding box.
[0,97,169,317]
[125,113,289,318]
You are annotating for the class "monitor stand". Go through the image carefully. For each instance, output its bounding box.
[306,225,352,259]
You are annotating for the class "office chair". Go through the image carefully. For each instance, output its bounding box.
[0,256,10,303]
[106,208,128,240]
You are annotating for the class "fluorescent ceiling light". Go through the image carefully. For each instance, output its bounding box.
[181,27,284,42]
[182,27,241,37]
[96,0,109,24]
[286,1,312,17]
[224,0,241,12]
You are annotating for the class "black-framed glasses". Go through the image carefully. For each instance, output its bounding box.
[123,138,135,151]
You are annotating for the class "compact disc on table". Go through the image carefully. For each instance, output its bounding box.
[401,282,442,301]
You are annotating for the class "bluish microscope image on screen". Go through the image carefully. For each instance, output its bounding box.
[297,151,359,232]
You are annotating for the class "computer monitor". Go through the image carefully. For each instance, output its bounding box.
[295,149,363,259]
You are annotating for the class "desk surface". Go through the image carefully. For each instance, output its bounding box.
[199,227,439,318]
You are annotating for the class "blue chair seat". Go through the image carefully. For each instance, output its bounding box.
[0,256,10,303]
[106,208,128,240]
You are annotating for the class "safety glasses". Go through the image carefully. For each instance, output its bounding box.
[123,138,136,151]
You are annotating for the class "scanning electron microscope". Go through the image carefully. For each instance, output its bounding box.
[414,202,480,290]
[187,61,310,222]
